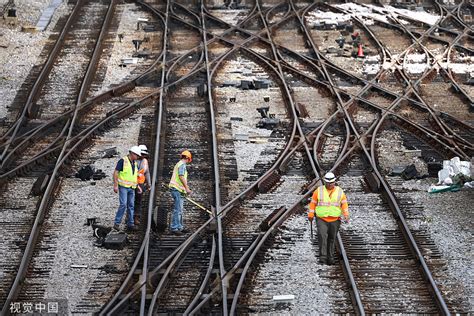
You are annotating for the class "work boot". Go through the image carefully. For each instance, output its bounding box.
[113,224,120,231]
[134,215,140,226]
[319,258,327,265]
[127,225,138,231]
[171,230,183,236]
[327,258,335,265]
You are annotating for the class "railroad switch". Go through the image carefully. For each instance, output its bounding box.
[364,172,380,193]
[31,173,50,196]
[207,221,217,233]
[256,107,280,130]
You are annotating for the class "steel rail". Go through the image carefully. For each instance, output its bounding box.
[179,1,462,312]
[103,2,312,310]
[318,7,467,155]
[104,1,466,314]
[364,3,473,150]
[142,0,473,159]
[142,4,173,315]
[197,3,472,153]
[0,6,168,166]
[147,2,302,314]
[228,1,328,313]
[303,4,452,314]
[146,1,224,314]
[3,0,469,185]
[262,2,454,314]
[0,1,117,314]
[198,3,227,314]
[100,0,229,313]
[144,2,352,314]
[0,0,84,161]
[327,3,472,158]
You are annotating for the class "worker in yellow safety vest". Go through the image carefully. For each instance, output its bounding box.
[113,146,141,231]
[308,172,349,265]
[168,150,192,235]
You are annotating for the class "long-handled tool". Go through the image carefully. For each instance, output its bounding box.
[161,184,213,215]
[308,211,314,239]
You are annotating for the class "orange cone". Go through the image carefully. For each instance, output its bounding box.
[357,44,364,58]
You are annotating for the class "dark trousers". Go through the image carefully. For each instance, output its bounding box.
[134,185,144,222]
[316,217,341,261]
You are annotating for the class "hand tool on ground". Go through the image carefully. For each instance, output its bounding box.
[308,213,314,239]
[161,184,213,215]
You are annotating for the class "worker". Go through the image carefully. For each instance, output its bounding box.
[308,172,349,265]
[168,150,192,235]
[113,146,141,231]
[134,144,151,226]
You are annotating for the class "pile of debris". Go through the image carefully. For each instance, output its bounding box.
[75,165,106,181]
[428,157,473,193]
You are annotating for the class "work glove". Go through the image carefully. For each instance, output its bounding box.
[340,216,349,224]
[308,211,314,222]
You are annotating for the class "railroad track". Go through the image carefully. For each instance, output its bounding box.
[0,0,168,313]
[1,0,472,315]
[0,0,117,310]
[99,0,470,312]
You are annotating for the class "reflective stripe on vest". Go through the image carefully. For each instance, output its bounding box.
[137,159,147,184]
[169,160,187,193]
[315,186,343,218]
[118,156,138,188]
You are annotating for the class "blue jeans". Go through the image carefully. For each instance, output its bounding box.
[170,188,184,231]
[115,186,135,227]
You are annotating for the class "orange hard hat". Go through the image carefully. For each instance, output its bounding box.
[181,150,192,162]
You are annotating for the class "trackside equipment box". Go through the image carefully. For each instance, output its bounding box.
[104,233,127,250]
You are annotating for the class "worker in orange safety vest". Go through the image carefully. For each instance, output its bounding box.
[308,172,349,265]
[134,144,151,226]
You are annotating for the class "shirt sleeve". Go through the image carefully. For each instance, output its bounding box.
[340,192,349,216]
[144,159,151,185]
[178,163,186,176]
[308,188,319,211]
[115,159,124,172]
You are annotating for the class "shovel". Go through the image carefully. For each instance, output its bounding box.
[161,184,213,215]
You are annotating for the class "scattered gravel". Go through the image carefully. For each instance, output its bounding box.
[42,114,143,312]
[1,0,472,313]
[0,1,70,121]
[376,129,428,176]
[246,215,352,314]
[95,3,158,95]
[388,177,474,311]
[215,56,289,199]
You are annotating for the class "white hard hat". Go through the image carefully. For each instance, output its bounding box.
[138,144,149,155]
[324,172,336,183]
[129,145,142,156]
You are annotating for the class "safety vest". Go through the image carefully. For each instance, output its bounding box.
[137,159,147,184]
[314,186,344,218]
[118,156,138,189]
[169,160,187,193]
